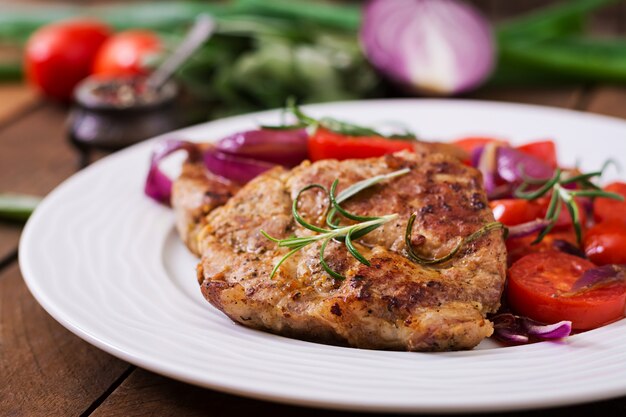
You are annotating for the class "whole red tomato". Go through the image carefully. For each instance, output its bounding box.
[25,19,111,101]
[92,30,162,76]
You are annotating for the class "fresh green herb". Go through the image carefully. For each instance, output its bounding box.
[0,193,41,222]
[261,168,409,279]
[514,166,624,245]
[405,215,504,266]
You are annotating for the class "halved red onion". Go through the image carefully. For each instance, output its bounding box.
[203,147,277,184]
[360,0,495,95]
[217,128,308,167]
[571,264,626,292]
[506,219,552,239]
[492,313,572,344]
[145,140,200,205]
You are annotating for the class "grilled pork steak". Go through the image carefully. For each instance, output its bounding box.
[172,146,507,351]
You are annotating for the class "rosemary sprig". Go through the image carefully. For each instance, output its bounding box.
[261,168,410,279]
[514,165,624,245]
[405,216,504,265]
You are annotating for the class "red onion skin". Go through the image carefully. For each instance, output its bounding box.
[217,128,308,167]
[360,0,495,95]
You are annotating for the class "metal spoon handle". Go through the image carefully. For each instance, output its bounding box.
[146,14,215,90]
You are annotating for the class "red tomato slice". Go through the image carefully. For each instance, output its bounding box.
[593,182,626,224]
[307,127,414,161]
[516,140,558,169]
[490,199,544,226]
[584,220,626,265]
[508,251,626,330]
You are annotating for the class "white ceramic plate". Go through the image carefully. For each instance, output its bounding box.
[20,100,626,413]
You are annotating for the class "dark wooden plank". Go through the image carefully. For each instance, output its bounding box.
[0,262,130,416]
[0,103,78,195]
[0,102,81,256]
[0,223,21,263]
[585,86,626,119]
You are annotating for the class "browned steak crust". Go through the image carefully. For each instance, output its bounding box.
[174,146,507,351]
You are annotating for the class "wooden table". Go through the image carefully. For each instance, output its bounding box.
[2,83,626,416]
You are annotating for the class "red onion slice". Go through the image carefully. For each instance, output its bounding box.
[360,0,495,95]
[477,142,499,196]
[506,219,552,239]
[145,140,200,205]
[217,128,308,167]
[203,148,277,184]
[492,313,572,344]
[571,264,626,292]
[496,146,554,184]
[524,318,572,339]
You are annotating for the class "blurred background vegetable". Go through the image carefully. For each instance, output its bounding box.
[24,19,111,101]
[0,194,41,222]
[92,30,163,77]
[360,0,495,95]
[2,0,626,117]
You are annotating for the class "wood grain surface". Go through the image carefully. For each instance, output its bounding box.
[2,1,626,413]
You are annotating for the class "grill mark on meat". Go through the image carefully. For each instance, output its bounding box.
[174,147,507,351]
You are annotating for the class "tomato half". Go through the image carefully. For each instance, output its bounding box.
[308,127,414,161]
[593,182,626,224]
[516,140,558,169]
[584,220,626,265]
[92,30,162,76]
[508,251,626,330]
[25,19,111,101]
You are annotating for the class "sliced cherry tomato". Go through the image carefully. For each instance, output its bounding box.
[307,127,414,161]
[92,30,162,76]
[25,19,111,101]
[516,140,558,169]
[506,229,578,265]
[593,182,626,224]
[584,220,626,265]
[490,199,544,226]
[508,251,626,330]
